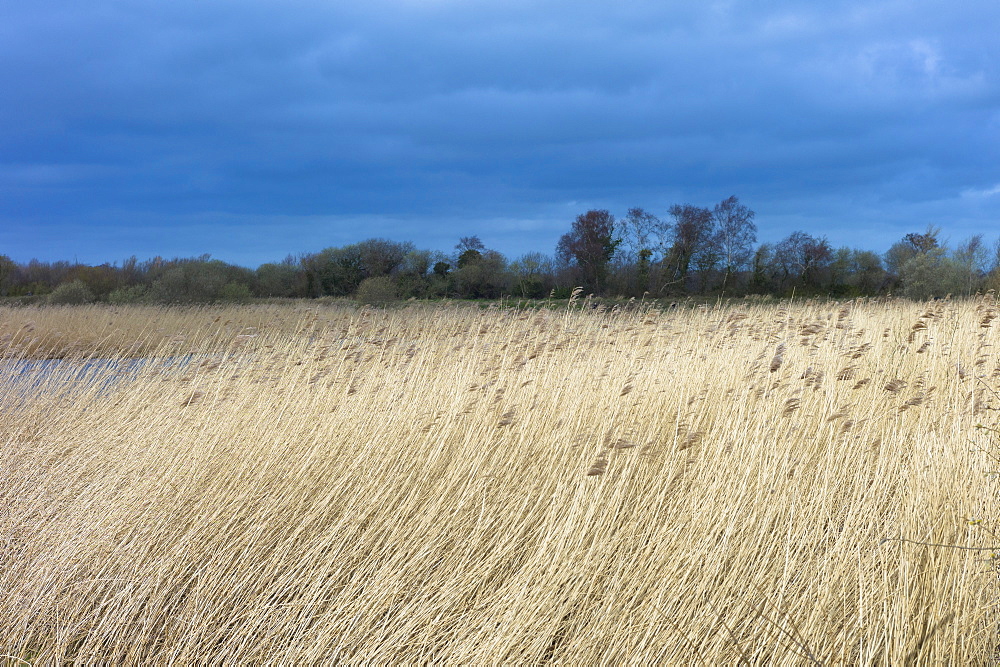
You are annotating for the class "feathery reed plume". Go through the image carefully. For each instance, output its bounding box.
[884,379,906,393]
[769,343,786,373]
[844,343,871,359]
[782,397,801,416]
[181,390,204,406]
[836,366,857,381]
[836,305,851,329]
[586,455,608,476]
[677,432,702,450]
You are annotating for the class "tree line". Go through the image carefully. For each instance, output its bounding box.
[3,197,999,304]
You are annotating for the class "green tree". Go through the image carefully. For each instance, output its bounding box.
[900,248,964,300]
[221,282,253,303]
[145,258,254,303]
[883,227,973,298]
[749,243,776,293]
[301,239,413,297]
[454,250,511,299]
[256,261,305,298]
[885,226,941,281]
[302,246,363,296]
[108,285,149,305]
[847,249,886,295]
[65,264,117,299]
[456,236,486,269]
[636,248,653,295]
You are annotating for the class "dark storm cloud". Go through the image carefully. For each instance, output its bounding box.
[1,0,998,265]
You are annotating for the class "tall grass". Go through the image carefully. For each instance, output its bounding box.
[2,298,999,663]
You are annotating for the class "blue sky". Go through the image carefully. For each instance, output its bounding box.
[2,0,999,267]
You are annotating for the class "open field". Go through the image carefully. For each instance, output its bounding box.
[2,298,999,663]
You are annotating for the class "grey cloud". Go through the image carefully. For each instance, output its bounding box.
[1,0,999,265]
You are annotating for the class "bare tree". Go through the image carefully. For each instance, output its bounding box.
[357,238,413,278]
[617,207,670,295]
[775,231,832,288]
[903,226,941,253]
[510,252,554,298]
[456,236,486,268]
[556,210,620,293]
[620,208,668,262]
[665,204,714,286]
[456,236,485,253]
[712,196,757,289]
[953,234,988,295]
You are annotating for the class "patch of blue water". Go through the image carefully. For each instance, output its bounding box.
[0,355,198,404]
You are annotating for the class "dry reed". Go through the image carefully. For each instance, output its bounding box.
[1,297,999,663]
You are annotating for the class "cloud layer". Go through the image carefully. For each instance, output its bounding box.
[2,0,999,264]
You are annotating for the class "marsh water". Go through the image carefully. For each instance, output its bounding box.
[1,355,198,403]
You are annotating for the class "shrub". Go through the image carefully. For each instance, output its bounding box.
[220,281,253,303]
[900,250,965,300]
[256,262,305,298]
[355,276,399,304]
[47,280,95,305]
[107,285,149,305]
[145,260,254,303]
[517,278,548,299]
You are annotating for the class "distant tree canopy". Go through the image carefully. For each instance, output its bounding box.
[556,209,620,293]
[664,204,714,285]
[3,204,997,303]
[302,239,414,297]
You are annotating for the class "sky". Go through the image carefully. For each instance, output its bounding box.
[2,0,999,267]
